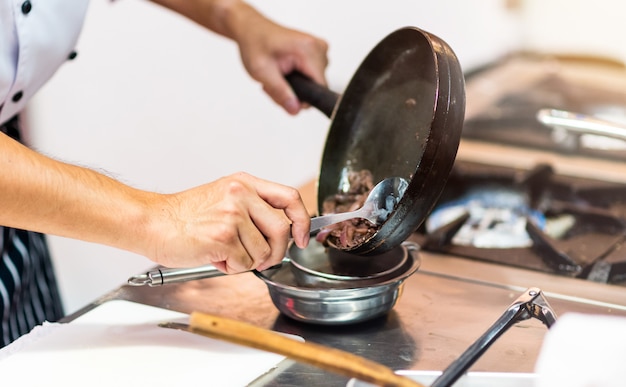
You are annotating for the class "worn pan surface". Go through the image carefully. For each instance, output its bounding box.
[287,26,465,255]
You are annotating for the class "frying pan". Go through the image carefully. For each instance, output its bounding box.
[287,26,465,255]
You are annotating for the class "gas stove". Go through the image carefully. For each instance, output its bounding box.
[414,159,626,285]
[413,54,626,287]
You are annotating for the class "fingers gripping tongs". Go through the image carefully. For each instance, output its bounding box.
[431,287,557,387]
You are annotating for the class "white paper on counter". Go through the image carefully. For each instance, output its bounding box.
[534,312,626,387]
[0,300,301,387]
[347,371,537,387]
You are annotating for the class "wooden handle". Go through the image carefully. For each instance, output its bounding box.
[189,312,424,387]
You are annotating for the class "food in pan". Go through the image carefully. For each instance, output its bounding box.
[316,170,380,249]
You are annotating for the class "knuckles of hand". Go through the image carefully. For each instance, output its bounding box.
[158,172,295,271]
[221,174,255,195]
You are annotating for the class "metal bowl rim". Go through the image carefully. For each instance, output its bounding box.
[287,238,410,281]
[254,241,420,296]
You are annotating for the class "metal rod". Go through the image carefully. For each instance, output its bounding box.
[431,287,557,387]
[537,108,626,141]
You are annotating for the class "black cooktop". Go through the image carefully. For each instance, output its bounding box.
[413,160,626,285]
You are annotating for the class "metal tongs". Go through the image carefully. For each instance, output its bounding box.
[431,287,557,387]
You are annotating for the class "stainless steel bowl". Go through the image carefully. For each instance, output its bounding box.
[254,241,420,325]
[288,238,409,283]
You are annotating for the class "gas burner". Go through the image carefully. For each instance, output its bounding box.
[414,160,626,285]
[425,185,545,249]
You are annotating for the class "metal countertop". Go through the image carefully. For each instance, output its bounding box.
[65,233,626,386]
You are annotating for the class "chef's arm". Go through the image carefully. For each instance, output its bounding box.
[147,0,328,114]
[0,134,309,272]
[148,0,254,41]
[0,134,151,253]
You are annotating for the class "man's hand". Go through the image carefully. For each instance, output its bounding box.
[144,172,311,272]
[150,0,329,114]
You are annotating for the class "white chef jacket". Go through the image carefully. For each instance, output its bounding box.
[0,0,90,124]
[0,0,90,348]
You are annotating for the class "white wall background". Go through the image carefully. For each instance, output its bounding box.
[23,0,534,314]
[521,0,626,64]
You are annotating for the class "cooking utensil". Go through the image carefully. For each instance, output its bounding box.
[287,235,408,283]
[347,288,555,387]
[537,108,626,141]
[430,287,557,387]
[309,176,408,233]
[126,263,251,287]
[287,26,465,256]
[128,240,420,324]
[537,108,626,153]
[160,312,425,387]
[255,241,420,324]
[126,238,407,288]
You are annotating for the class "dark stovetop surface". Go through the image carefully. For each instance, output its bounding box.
[414,159,626,285]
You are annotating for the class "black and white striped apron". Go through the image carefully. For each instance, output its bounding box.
[0,116,64,348]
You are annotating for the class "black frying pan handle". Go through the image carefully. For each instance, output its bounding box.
[285,71,339,118]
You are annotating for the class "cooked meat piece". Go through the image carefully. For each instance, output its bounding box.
[316,170,381,250]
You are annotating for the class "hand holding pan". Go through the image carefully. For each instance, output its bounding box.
[287,26,466,256]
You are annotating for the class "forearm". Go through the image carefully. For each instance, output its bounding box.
[149,0,328,114]
[0,135,156,256]
[148,0,263,42]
